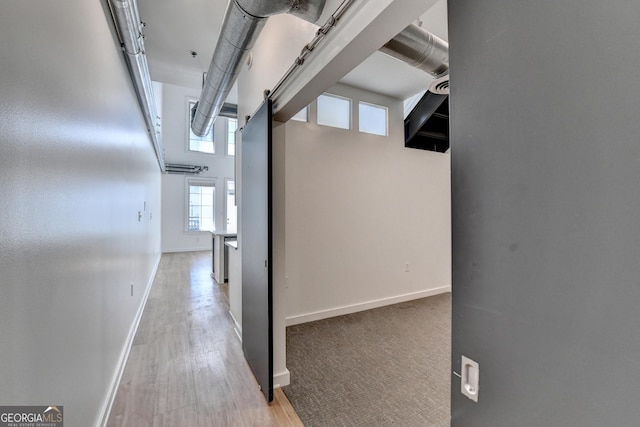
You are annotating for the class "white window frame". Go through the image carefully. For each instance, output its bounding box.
[358,101,388,136]
[224,178,237,233]
[226,117,237,157]
[317,93,352,130]
[187,98,215,155]
[185,178,216,233]
[291,106,309,123]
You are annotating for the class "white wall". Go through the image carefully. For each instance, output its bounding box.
[283,84,451,324]
[0,2,161,426]
[160,83,236,252]
[237,3,452,387]
[237,14,319,124]
[272,123,289,386]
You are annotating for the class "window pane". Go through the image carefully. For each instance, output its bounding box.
[227,118,237,156]
[317,94,350,129]
[359,102,387,136]
[188,183,215,231]
[189,101,215,154]
[225,180,237,233]
[291,107,308,123]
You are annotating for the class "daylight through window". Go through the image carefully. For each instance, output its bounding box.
[188,100,215,154]
[317,93,351,130]
[225,180,237,233]
[291,106,309,123]
[359,101,388,136]
[227,118,237,156]
[188,180,215,231]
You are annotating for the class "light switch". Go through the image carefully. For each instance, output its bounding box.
[461,355,479,402]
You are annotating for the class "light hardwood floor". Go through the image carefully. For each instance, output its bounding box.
[106,251,303,427]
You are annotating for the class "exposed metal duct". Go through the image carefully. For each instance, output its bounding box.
[269,0,356,102]
[268,12,449,110]
[109,0,165,171]
[165,163,209,175]
[191,0,326,137]
[380,24,449,78]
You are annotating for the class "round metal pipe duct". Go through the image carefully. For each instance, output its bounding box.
[191,0,326,137]
[109,0,165,171]
[380,24,449,78]
[111,0,142,55]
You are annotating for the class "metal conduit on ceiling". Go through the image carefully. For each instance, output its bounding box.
[190,0,326,137]
[165,163,209,175]
[108,0,166,172]
[380,24,449,77]
[192,0,449,134]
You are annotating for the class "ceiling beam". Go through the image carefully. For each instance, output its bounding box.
[271,0,441,122]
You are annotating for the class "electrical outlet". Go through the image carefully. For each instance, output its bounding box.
[404,262,410,272]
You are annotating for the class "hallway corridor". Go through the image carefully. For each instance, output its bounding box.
[106,252,301,427]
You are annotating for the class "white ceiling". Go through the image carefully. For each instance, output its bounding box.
[136,0,228,92]
[136,0,448,102]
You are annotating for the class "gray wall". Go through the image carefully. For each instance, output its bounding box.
[0,1,161,426]
[449,1,640,426]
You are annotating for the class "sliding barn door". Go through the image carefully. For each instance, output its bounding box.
[241,100,273,402]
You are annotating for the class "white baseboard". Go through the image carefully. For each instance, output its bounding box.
[273,369,290,389]
[162,246,211,253]
[98,253,161,427]
[285,285,451,326]
[229,311,242,343]
[230,309,287,388]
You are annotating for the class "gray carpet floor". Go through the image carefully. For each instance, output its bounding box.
[284,294,451,427]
